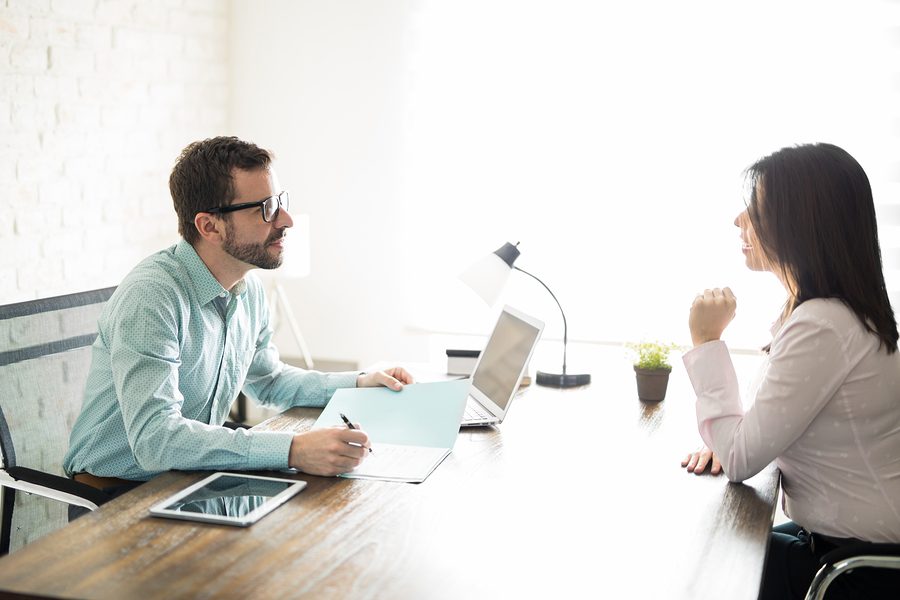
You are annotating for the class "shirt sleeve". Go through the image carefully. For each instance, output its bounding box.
[682,313,851,482]
[109,283,294,473]
[240,298,358,410]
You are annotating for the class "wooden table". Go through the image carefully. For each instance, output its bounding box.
[0,349,778,599]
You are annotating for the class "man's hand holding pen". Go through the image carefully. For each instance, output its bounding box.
[287,367,411,476]
[288,423,372,477]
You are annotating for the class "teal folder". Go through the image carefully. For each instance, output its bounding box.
[314,379,470,449]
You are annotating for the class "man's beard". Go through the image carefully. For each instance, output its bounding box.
[223,220,285,270]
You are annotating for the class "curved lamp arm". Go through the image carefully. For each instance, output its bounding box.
[513,266,568,375]
[461,241,590,388]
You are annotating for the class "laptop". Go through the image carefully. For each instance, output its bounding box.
[460,305,544,427]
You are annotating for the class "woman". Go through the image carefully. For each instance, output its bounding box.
[683,143,900,599]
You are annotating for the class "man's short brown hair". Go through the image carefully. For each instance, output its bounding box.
[169,136,273,244]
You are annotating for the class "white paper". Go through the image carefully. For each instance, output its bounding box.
[341,443,451,483]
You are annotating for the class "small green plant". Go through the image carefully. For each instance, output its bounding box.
[626,341,680,371]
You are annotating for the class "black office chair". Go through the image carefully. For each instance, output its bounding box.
[0,287,116,554]
[805,542,900,600]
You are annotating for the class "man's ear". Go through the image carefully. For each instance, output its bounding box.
[194,212,226,244]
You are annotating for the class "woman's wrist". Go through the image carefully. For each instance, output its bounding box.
[692,335,720,347]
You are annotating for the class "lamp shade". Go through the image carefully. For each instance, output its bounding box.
[276,214,311,279]
[268,213,314,369]
[459,242,520,305]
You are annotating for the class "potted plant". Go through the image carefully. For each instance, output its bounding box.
[626,341,679,402]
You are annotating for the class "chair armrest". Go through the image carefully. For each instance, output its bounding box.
[820,543,900,565]
[807,543,900,600]
[2,466,108,509]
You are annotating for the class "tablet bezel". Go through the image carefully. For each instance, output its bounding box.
[148,472,307,527]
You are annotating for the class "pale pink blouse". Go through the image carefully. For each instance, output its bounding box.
[683,298,900,542]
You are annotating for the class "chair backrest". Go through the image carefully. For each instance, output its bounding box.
[0,287,115,553]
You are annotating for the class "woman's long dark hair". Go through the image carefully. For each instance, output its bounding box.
[746,143,898,353]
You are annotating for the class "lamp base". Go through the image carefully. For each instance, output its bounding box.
[536,371,591,388]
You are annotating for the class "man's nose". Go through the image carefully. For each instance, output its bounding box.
[274,206,294,228]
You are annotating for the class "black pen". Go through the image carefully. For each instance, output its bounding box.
[340,412,372,453]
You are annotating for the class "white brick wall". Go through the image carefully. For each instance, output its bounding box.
[0,0,230,303]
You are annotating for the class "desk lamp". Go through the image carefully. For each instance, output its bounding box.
[460,242,591,388]
[270,214,314,369]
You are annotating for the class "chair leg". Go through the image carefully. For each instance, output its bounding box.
[0,486,15,555]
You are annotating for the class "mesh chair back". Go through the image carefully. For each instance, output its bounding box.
[0,287,114,553]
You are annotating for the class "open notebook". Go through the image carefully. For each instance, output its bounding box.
[313,379,469,483]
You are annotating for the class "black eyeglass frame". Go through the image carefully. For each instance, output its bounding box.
[202,190,290,223]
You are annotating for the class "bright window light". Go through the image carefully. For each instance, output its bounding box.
[397,0,900,350]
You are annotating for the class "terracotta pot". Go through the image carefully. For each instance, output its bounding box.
[633,366,671,402]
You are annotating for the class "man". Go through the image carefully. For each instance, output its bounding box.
[64,136,412,493]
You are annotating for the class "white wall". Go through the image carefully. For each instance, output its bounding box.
[229,0,426,367]
[230,0,900,370]
[0,0,230,303]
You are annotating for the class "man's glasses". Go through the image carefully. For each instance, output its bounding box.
[203,191,290,223]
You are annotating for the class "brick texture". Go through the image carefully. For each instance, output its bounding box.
[0,0,229,303]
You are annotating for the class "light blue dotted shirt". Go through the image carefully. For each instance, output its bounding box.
[63,239,358,481]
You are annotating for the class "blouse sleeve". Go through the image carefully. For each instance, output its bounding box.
[682,312,852,482]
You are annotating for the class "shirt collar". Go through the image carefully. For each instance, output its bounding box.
[769,314,786,339]
[174,239,249,306]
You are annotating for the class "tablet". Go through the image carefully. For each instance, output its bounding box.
[148,472,307,527]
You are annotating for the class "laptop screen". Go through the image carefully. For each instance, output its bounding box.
[471,308,542,411]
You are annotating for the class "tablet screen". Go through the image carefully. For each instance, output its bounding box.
[149,473,307,527]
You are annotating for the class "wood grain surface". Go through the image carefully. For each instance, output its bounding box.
[0,350,777,599]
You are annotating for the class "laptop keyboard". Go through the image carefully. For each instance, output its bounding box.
[463,400,491,422]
